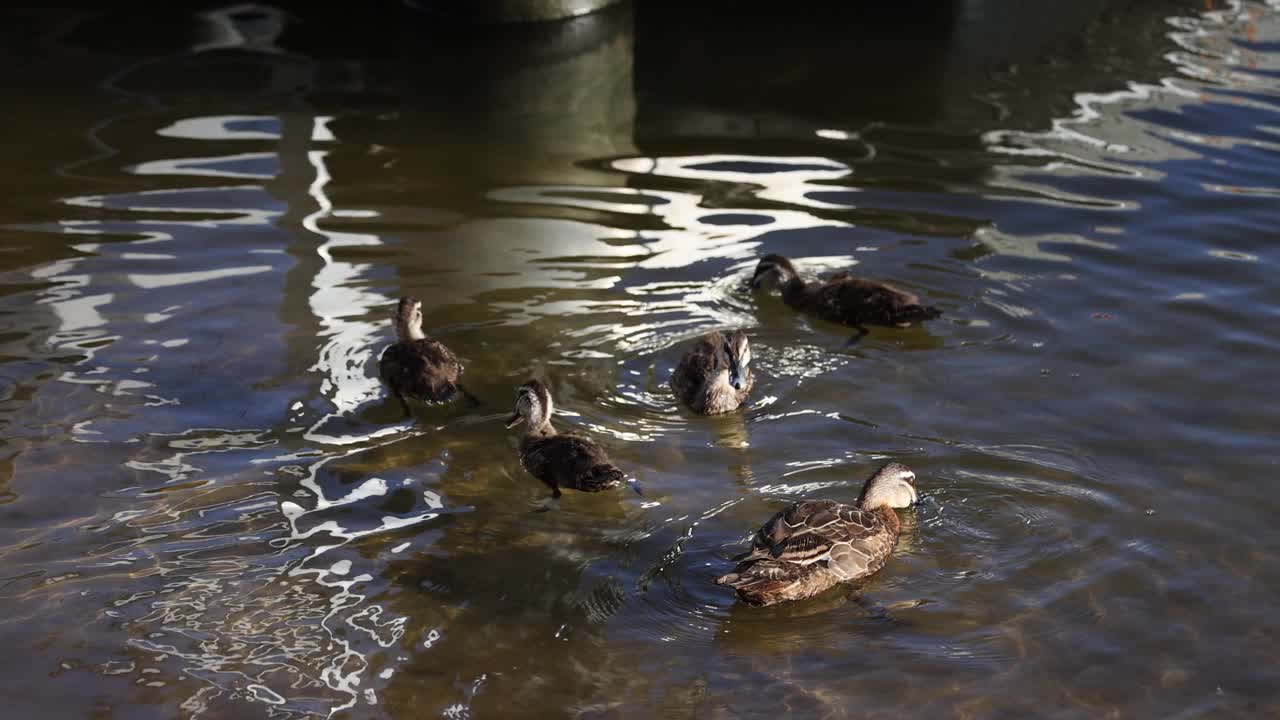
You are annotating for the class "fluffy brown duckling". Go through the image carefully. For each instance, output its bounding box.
[716,462,918,606]
[670,330,754,415]
[378,296,463,415]
[750,254,941,343]
[505,379,628,499]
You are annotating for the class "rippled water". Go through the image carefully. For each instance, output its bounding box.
[1,2,1278,717]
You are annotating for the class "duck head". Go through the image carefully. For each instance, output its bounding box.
[395,296,426,341]
[505,379,553,430]
[750,254,799,291]
[721,330,752,391]
[857,462,918,509]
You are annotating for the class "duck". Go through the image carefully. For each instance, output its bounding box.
[504,379,627,499]
[750,253,941,342]
[670,330,754,415]
[378,296,464,415]
[716,462,918,606]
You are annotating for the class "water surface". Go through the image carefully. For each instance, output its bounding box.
[1,2,1278,717]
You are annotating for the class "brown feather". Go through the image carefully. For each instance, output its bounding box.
[716,467,915,606]
[379,337,462,404]
[757,254,941,329]
[670,331,753,414]
[520,433,625,494]
[508,380,626,498]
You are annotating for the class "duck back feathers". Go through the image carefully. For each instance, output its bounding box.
[506,380,626,498]
[716,499,899,606]
[793,272,941,328]
[754,254,941,329]
[379,339,462,403]
[378,296,463,406]
[519,434,625,494]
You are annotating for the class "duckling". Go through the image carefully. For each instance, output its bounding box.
[670,330,754,415]
[378,296,463,415]
[504,379,627,499]
[716,462,918,606]
[750,254,941,343]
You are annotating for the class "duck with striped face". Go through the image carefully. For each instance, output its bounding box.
[716,462,919,606]
[670,330,754,415]
[505,380,553,434]
[749,254,799,293]
[505,380,626,500]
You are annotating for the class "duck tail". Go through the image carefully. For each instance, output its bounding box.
[918,304,943,321]
[716,559,816,606]
[715,571,791,607]
[715,571,742,587]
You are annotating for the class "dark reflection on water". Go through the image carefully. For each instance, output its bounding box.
[1,0,1279,717]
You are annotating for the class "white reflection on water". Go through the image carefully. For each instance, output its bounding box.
[128,264,275,289]
[486,156,855,359]
[133,151,279,179]
[611,154,852,209]
[157,114,283,141]
[971,227,1116,263]
[22,111,429,716]
[62,185,283,225]
[300,145,389,444]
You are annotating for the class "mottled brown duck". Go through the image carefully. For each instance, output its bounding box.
[505,379,628,499]
[750,254,941,343]
[670,330,754,415]
[378,296,464,415]
[716,462,918,606]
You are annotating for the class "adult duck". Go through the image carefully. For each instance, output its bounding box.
[670,330,754,415]
[716,462,918,606]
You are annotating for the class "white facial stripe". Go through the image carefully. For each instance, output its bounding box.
[518,386,551,423]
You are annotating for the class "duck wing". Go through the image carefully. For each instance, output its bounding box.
[817,276,907,321]
[747,500,883,564]
[379,338,462,402]
[522,434,624,492]
[823,274,939,325]
[720,500,893,604]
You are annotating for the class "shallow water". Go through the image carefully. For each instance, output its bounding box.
[1,1,1278,717]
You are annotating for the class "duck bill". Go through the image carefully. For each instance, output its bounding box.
[728,370,744,391]
[727,356,744,390]
[504,411,523,429]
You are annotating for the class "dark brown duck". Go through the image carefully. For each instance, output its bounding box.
[670,330,754,415]
[751,254,941,341]
[717,462,918,606]
[378,296,463,414]
[505,379,627,499]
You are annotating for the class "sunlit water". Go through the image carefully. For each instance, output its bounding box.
[1,2,1278,717]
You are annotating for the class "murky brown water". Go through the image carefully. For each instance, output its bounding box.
[1,2,1279,717]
